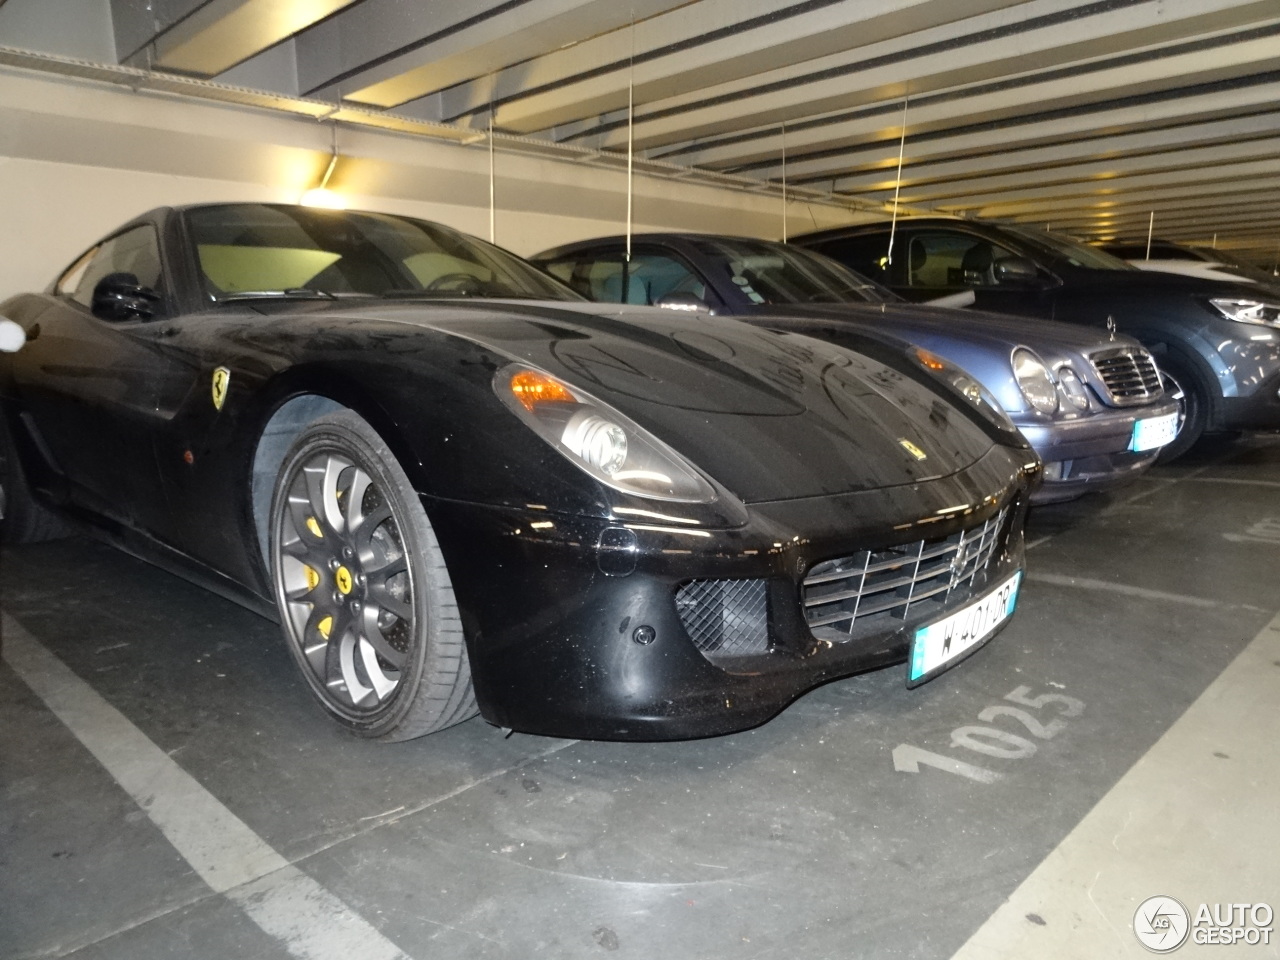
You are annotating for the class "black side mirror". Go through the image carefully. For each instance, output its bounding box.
[92,272,161,321]
[993,257,1041,286]
[655,292,712,314]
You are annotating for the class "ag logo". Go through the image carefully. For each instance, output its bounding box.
[1134,896,1190,952]
[211,366,231,411]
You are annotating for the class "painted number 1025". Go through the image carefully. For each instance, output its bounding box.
[893,685,1085,783]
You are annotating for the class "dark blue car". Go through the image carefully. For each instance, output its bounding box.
[794,217,1280,459]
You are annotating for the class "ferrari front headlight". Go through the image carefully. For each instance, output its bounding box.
[911,347,1016,432]
[497,366,716,502]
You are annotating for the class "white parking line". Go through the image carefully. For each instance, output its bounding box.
[1,613,412,960]
[1025,573,1222,608]
[948,608,1280,959]
[1184,476,1280,489]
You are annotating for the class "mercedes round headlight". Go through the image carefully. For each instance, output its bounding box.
[496,366,717,502]
[1208,298,1280,326]
[911,347,1016,432]
[1012,348,1058,414]
[1055,365,1091,410]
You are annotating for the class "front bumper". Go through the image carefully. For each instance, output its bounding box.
[1218,368,1280,431]
[1015,396,1180,502]
[426,446,1038,740]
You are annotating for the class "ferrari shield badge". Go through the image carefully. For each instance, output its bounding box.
[899,438,928,461]
[211,366,231,411]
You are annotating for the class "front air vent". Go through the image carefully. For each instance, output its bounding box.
[802,507,1009,643]
[676,578,769,658]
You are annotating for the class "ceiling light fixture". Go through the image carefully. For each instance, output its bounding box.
[301,124,345,209]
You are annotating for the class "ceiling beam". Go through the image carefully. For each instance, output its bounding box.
[434,0,1024,132]
[135,0,360,77]
[711,75,1280,181]
[955,170,1280,217]
[300,0,688,107]
[852,135,1280,205]
[575,0,1280,152]
[821,113,1280,196]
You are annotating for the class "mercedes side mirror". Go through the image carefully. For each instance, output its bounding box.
[0,317,25,352]
[656,292,712,314]
[92,272,161,321]
[993,257,1041,286]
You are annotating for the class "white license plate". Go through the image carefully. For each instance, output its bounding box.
[908,571,1021,685]
[1129,412,1179,452]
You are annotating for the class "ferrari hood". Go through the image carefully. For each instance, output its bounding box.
[339,300,1000,503]
[748,301,1132,356]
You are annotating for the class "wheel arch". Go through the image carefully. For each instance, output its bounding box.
[247,367,428,572]
[1143,337,1224,425]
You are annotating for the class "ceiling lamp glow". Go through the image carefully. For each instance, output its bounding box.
[300,125,345,209]
[299,187,346,209]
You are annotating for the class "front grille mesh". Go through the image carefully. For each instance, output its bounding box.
[675,507,1013,660]
[1089,347,1163,405]
[802,508,1009,641]
[676,578,769,656]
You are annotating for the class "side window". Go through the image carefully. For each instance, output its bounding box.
[56,245,100,296]
[542,253,707,307]
[808,235,895,283]
[541,256,627,302]
[62,226,164,309]
[627,252,706,306]
[906,233,1021,290]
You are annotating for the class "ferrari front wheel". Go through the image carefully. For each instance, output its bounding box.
[270,411,476,740]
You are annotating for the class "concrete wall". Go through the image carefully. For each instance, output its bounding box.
[0,66,868,302]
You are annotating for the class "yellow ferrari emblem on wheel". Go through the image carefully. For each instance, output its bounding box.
[211,366,231,411]
[335,566,354,595]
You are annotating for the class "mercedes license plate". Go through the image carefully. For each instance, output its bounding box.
[1130,412,1179,452]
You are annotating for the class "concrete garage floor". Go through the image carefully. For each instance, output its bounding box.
[2,436,1278,960]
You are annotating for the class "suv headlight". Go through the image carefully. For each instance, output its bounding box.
[1012,348,1058,414]
[911,347,1016,432]
[1209,298,1280,326]
[496,366,717,502]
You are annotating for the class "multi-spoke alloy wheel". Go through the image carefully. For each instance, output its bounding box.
[270,410,475,740]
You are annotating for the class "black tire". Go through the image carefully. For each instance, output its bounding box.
[0,412,68,544]
[1154,353,1209,463]
[269,411,476,740]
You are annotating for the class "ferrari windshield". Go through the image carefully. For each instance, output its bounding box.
[186,203,581,302]
[694,237,899,304]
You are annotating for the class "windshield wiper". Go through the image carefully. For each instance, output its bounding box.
[218,288,361,302]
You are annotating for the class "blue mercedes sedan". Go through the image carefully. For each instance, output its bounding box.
[533,234,1180,503]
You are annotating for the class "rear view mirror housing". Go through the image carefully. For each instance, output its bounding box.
[656,292,712,313]
[92,272,161,322]
[994,257,1042,286]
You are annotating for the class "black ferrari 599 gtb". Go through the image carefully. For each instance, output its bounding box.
[0,204,1040,741]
